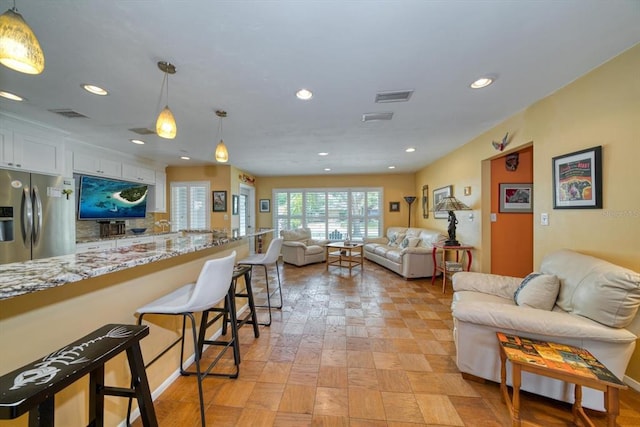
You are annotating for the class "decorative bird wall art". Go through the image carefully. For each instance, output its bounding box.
[492,132,509,151]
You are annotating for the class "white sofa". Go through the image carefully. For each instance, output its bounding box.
[363,227,446,279]
[280,228,330,266]
[451,249,640,411]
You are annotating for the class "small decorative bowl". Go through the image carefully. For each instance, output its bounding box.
[130,228,147,234]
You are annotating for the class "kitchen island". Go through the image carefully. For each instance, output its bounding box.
[0,233,251,426]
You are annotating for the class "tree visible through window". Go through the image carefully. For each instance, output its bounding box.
[274,188,382,240]
[170,181,210,231]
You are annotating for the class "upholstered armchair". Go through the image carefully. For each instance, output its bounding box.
[280,228,330,266]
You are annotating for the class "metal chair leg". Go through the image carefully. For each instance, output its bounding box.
[247,261,283,326]
[275,261,283,308]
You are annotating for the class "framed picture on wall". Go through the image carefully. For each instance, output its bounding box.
[433,185,452,219]
[422,185,429,218]
[389,201,400,212]
[212,191,227,212]
[499,183,533,213]
[259,199,270,213]
[552,145,602,209]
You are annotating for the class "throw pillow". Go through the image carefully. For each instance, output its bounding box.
[513,272,560,311]
[388,232,398,245]
[400,237,421,249]
[389,233,405,247]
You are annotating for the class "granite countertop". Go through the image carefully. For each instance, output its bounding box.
[0,234,242,301]
[76,230,191,244]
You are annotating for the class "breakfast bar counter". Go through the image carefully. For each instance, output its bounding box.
[0,233,251,427]
[0,233,237,300]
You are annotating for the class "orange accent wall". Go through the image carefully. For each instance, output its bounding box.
[490,146,533,277]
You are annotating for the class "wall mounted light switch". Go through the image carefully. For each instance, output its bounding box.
[541,213,549,226]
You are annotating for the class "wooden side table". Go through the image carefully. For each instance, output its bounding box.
[326,242,363,275]
[497,332,626,427]
[431,242,472,292]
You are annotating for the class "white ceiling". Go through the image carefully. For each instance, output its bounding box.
[1,1,639,176]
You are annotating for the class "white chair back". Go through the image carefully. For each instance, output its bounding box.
[262,238,283,264]
[187,251,236,312]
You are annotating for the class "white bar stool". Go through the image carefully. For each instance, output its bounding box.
[238,238,283,326]
[129,251,237,427]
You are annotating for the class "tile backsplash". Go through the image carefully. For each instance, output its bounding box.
[76,213,156,240]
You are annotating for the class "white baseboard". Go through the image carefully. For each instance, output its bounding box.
[624,374,640,392]
[118,303,250,427]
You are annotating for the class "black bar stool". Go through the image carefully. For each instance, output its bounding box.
[221,264,261,339]
[0,324,157,427]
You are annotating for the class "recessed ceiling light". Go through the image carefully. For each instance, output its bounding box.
[405,147,415,153]
[180,156,190,160]
[0,90,24,101]
[318,152,329,156]
[470,77,494,89]
[82,84,108,95]
[324,168,331,171]
[130,139,145,145]
[388,166,396,169]
[296,88,313,100]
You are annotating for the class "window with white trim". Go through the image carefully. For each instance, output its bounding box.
[274,188,382,240]
[170,181,210,231]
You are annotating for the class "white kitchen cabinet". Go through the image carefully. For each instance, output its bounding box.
[122,163,156,184]
[63,150,74,178]
[16,132,66,175]
[76,240,116,253]
[148,171,167,213]
[0,127,17,169]
[73,152,122,178]
[115,236,154,247]
[0,129,65,175]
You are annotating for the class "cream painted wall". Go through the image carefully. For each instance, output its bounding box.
[255,173,417,233]
[165,164,256,232]
[166,164,231,230]
[229,166,256,231]
[414,44,640,381]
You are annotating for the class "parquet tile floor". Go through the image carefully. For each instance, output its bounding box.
[135,260,640,426]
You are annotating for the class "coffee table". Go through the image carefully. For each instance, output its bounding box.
[497,332,626,427]
[325,242,363,275]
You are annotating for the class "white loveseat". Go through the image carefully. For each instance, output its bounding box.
[280,228,330,266]
[451,249,640,411]
[363,227,446,279]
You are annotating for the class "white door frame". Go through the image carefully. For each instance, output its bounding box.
[240,183,256,253]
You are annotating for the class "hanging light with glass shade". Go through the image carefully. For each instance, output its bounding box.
[0,1,45,74]
[155,61,177,139]
[214,110,229,163]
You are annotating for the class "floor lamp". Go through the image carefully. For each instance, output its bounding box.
[404,196,416,227]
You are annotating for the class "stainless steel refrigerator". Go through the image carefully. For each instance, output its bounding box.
[0,169,76,264]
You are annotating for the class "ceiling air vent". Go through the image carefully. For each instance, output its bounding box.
[375,90,413,103]
[362,112,394,122]
[48,109,88,119]
[129,127,156,135]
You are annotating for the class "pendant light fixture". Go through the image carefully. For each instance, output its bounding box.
[0,1,45,74]
[214,110,229,163]
[155,61,177,139]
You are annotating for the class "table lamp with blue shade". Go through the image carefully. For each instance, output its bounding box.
[433,196,471,246]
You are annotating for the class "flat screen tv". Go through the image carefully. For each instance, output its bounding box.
[78,175,148,220]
